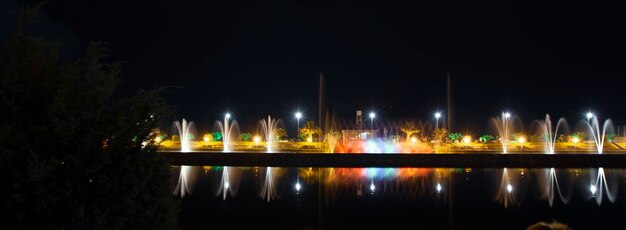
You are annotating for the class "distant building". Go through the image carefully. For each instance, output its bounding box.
[342,110,378,144]
[342,130,379,144]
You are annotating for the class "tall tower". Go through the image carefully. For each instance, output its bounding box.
[319,72,325,133]
[447,72,452,132]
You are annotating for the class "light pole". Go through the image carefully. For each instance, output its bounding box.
[435,112,441,130]
[295,112,302,141]
[586,112,594,124]
[294,111,303,193]
[369,112,376,130]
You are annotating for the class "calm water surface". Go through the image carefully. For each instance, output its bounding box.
[172,167,626,229]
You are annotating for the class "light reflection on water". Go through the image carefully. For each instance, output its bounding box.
[172,166,625,229]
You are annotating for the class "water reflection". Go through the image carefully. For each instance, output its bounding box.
[495,168,517,208]
[176,166,625,229]
[214,166,241,200]
[589,167,618,205]
[539,168,571,207]
[173,165,196,198]
[174,166,623,207]
[259,167,282,202]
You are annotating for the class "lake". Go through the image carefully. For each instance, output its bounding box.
[173,166,625,229]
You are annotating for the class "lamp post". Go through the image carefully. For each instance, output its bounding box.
[435,112,441,130]
[295,112,302,141]
[586,112,594,124]
[294,112,303,193]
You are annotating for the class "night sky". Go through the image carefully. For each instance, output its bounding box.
[3,0,626,134]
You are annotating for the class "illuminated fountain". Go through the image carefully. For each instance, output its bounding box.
[538,114,569,154]
[325,131,341,153]
[534,115,572,206]
[214,113,240,152]
[258,115,282,153]
[172,119,196,197]
[173,118,195,152]
[586,115,614,154]
[490,112,517,153]
[257,116,283,201]
[213,114,241,200]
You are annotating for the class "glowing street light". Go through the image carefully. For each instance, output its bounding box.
[369,112,376,130]
[253,136,261,143]
[225,113,231,119]
[436,183,442,193]
[370,181,376,192]
[586,112,594,123]
[507,184,513,193]
[410,137,418,143]
[295,112,302,141]
[463,136,471,144]
[434,112,441,129]
[295,182,301,192]
[504,112,511,119]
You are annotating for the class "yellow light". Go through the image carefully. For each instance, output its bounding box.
[518,137,526,144]
[155,136,162,143]
[253,136,261,143]
[203,136,210,142]
[410,137,417,143]
[307,137,313,143]
[572,137,580,143]
[463,136,471,144]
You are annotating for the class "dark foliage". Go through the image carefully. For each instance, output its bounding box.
[0,5,178,229]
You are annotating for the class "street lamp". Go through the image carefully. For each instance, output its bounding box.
[586,112,594,123]
[504,112,511,119]
[294,111,303,193]
[369,112,376,130]
[434,112,441,130]
[295,112,302,141]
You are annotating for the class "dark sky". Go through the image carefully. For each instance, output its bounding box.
[4,0,626,135]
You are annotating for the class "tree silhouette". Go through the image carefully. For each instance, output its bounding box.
[0,5,177,229]
[300,121,322,141]
[400,121,422,142]
[273,128,287,141]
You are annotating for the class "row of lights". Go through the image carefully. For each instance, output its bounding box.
[219,110,595,124]
[203,111,596,143]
